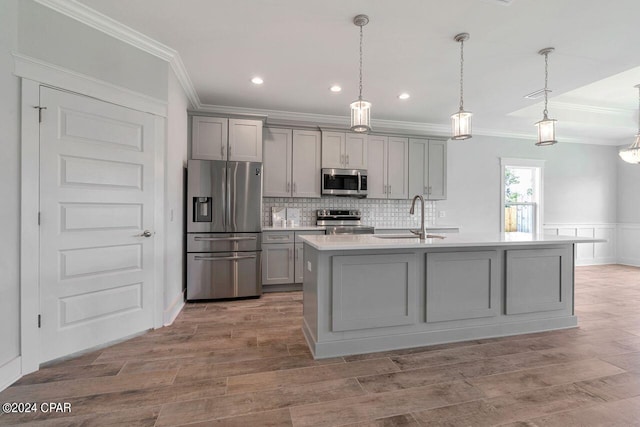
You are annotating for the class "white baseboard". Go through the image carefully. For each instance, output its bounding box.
[163,290,185,326]
[0,357,22,392]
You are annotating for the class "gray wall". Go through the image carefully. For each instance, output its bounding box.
[164,69,189,322]
[18,0,169,101]
[0,0,20,369]
[439,135,619,232]
[617,146,640,224]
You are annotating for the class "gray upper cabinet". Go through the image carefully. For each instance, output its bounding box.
[263,128,292,197]
[322,131,367,169]
[191,116,262,162]
[367,135,409,199]
[408,138,447,200]
[191,116,227,161]
[263,128,321,198]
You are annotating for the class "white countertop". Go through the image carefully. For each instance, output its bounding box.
[299,232,604,251]
[262,226,326,231]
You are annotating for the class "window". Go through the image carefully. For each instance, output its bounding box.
[500,158,544,234]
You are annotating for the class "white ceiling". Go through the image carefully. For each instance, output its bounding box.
[77,0,640,145]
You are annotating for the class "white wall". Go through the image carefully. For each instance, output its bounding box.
[17,0,168,101]
[616,147,640,266]
[0,0,21,371]
[164,69,190,324]
[439,135,618,233]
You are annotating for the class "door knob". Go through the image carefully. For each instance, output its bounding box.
[139,230,154,237]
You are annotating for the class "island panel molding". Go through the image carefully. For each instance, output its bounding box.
[426,250,498,323]
[331,253,417,331]
[505,247,570,315]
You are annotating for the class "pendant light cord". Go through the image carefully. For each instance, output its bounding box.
[459,38,464,111]
[359,24,363,101]
[543,51,549,118]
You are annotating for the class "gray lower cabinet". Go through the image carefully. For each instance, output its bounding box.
[262,230,324,290]
[505,247,571,314]
[426,251,499,322]
[262,242,295,285]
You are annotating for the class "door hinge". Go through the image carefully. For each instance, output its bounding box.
[38,315,41,328]
[34,106,47,123]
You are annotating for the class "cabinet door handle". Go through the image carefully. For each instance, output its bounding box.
[289,248,293,259]
[428,185,432,194]
[228,144,232,157]
[340,154,344,166]
[346,154,350,165]
[383,184,386,194]
[287,182,291,192]
[221,145,225,158]
[293,182,297,193]
[295,248,298,260]
[424,186,427,194]
[388,185,391,195]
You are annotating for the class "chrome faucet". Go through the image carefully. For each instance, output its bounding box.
[409,194,426,240]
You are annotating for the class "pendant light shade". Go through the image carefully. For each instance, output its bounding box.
[350,14,371,133]
[451,33,472,140]
[535,47,557,146]
[618,85,640,164]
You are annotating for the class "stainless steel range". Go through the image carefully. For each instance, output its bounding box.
[316,209,375,235]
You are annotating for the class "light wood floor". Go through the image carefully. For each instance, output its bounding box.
[1,264,639,426]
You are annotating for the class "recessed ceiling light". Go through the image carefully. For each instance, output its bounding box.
[398,93,410,100]
[251,77,264,85]
[330,85,342,93]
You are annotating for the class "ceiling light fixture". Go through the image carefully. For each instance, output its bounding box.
[251,77,263,85]
[619,84,640,164]
[398,93,410,100]
[535,48,557,146]
[350,14,371,133]
[451,33,472,140]
[330,85,342,93]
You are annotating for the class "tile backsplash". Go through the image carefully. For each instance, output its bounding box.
[263,197,436,228]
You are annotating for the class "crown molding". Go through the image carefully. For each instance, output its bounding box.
[13,53,168,116]
[34,0,200,108]
[551,101,632,115]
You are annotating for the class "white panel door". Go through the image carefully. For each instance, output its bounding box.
[345,133,367,169]
[292,129,322,198]
[229,118,263,162]
[367,135,387,199]
[387,137,409,199]
[321,131,345,168]
[39,87,157,363]
[191,116,227,160]
[263,128,292,197]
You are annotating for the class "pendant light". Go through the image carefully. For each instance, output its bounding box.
[535,47,557,146]
[451,33,472,140]
[350,14,371,133]
[619,84,640,164]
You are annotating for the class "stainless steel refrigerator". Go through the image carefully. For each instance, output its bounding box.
[186,160,262,300]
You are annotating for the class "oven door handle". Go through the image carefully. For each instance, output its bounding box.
[357,171,362,194]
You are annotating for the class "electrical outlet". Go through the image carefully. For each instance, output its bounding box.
[439,211,446,218]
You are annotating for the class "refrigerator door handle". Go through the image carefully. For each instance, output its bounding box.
[227,164,235,232]
[193,254,257,261]
[193,236,257,241]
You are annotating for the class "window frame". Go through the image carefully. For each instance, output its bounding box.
[500,157,545,234]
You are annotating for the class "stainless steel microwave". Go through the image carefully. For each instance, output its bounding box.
[321,168,368,198]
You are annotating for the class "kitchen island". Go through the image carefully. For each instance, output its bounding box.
[299,232,602,359]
